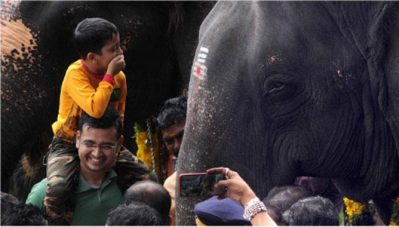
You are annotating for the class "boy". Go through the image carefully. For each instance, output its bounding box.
[45,17,150,224]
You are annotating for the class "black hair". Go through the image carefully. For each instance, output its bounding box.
[106,202,163,225]
[262,185,311,225]
[79,107,122,139]
[124,180,171,225]
[282,196,339,225]
[1,192,47,225]
[156,96,187,130]
[73,17,119,58]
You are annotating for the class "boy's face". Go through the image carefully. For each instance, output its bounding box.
[93,33,123,75]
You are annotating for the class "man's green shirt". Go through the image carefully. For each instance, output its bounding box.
[26,170,123,225]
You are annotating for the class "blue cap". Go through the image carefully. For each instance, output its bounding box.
[194,196,251,225]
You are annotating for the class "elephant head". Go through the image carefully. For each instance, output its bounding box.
[177,1,399,225]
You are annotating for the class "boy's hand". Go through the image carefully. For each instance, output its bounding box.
[106,55,126,76]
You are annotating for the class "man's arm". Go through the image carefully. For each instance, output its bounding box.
[26,178,48,209]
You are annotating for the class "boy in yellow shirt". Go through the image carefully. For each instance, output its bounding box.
[45,17,150,224]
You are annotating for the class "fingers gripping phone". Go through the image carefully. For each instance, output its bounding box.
[179,172,225,197]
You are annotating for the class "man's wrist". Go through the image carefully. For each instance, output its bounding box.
[241,189,257,206]
[243,197,267,221]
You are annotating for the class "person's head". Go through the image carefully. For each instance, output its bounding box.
[282,196,339,225]
[106,202,163,225]
[76,107,123,177]
[124,180,171,224]
[194,196,251,225]
[262,185,311,225]
[74,17,123,75]
[1,192,47,225]
[156,96,187,156]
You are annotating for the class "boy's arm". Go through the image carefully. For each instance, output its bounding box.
[26,178,47,209]
[66,70,113,118]
[117,73,127,123]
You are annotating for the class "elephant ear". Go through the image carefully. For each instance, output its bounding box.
[335,2,399,158]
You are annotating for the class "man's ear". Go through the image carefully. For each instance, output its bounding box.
[116,135,124,157]
[118,135,124,148]
[76,130,81,149]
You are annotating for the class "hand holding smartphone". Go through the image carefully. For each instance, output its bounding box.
[179,172,225,197]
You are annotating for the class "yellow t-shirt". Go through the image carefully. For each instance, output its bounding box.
[52,59,127,141]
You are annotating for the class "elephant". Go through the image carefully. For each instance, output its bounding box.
[1,1,215,197]
[177,1,399,225]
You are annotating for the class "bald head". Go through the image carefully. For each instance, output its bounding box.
[124,180,171,224]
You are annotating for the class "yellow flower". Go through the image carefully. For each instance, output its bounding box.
[390,196,399,226]
[343,197,367,218]
[135,130,159,170]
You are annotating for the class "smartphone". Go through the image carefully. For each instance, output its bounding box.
[179,172,225,197]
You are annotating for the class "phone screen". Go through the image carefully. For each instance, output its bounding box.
[179,173,225,197]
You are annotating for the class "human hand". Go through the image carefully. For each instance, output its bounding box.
[207,167,257,207]
[106,54,126,76]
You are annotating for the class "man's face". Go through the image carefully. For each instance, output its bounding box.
[76,124,121,176]
[93,33,123,75]
[161,120,185,157]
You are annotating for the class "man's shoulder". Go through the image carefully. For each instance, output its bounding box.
[31,178,48,192]
[25,178,48,209]
[163,172,177,194]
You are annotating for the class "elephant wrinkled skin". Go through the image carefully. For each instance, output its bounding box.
[177,2,399,225]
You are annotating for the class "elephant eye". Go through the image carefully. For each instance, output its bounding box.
[263,79,286,95]
[268,81,285,93]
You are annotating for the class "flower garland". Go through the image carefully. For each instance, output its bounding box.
[343,197,374,225]
[134,122,159,171]
[390,197,399,226]
[343,196,399,226]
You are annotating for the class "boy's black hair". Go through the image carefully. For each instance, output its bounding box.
[106,202,164,225]
[79,107,122,139]
[73,17,119,58]
[156,96,187,130]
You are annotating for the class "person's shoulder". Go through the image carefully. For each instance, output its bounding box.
[163,172,177,191]
[32,178,48,190]
[65,59,87,77]
[66,59,83,72]
[25,178,48,209]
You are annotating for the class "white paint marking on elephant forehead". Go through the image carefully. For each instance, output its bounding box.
[200,47,209,53]
[192,46,209,81]
[1,19,37,71]
[198,53,207,58]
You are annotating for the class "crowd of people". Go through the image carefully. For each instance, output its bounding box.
[1,16,363,226]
